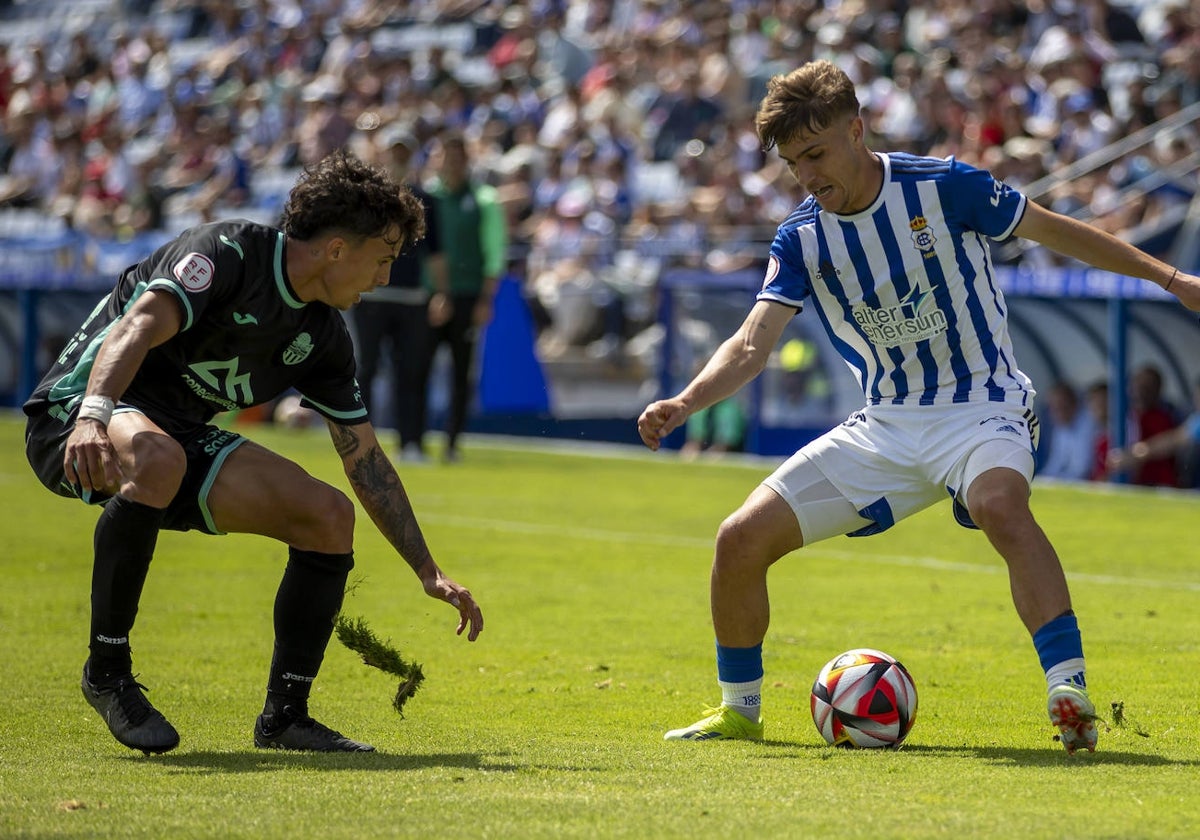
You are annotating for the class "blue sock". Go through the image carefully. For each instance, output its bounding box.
[716,642,763,721]
[1032,611,1086,689]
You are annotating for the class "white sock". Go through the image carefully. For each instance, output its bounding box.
[719,678,762,722]
[1045,657,1086,690]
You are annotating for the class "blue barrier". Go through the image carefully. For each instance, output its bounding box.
[1,231,171,405]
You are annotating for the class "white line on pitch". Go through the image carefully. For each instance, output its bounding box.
[423,513,1200,593]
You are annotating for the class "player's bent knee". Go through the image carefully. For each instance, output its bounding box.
[966,484,1031,534]
[713,515,775,573]
[122,434,186,504]
[310,486,356,534]
[290,485,356,551]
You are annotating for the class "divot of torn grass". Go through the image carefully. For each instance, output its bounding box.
[335,614,425,717]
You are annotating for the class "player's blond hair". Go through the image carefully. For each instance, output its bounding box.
[756,60,861,151]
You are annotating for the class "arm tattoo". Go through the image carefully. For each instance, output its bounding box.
[337,429,433,574]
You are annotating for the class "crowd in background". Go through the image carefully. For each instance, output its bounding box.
[2,0,1200,480]
[3,3,1199,295]
[1039,366,1200,489]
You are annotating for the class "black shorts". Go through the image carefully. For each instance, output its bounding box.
[25,405,247,534]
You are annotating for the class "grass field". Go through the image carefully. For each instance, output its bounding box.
[2,411,1199,839]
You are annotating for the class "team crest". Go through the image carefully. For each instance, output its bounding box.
[282,332,314,365]
[173,252,215,292]
[909,216,937,259]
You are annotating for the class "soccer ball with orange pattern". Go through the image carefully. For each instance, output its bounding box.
[810,648,918,748]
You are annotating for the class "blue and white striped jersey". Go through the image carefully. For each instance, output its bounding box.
[758,152,1034,408]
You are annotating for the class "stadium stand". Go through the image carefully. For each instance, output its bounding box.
[1,0,1198,474]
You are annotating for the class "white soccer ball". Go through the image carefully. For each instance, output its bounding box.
[810,648,918,748]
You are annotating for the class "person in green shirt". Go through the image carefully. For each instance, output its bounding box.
[423,132,509,462]
[681,396,747,460]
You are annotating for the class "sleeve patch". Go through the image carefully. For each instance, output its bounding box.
[173,252,216,292]
[762,255,780,290]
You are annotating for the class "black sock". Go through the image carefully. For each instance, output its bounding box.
[263,548,353,716]
[87,495,165,680]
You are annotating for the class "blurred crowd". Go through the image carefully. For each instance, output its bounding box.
[1040,365,1200,489]
[1,0,1199,361]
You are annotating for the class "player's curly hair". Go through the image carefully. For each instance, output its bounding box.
[756,60,861,152]
[281,148,425,249]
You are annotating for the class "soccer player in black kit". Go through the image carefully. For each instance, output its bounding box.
[23,149,484,754]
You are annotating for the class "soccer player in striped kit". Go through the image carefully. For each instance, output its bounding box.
[638,59,1200,753]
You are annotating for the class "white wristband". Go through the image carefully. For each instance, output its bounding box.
[77,395,115,427]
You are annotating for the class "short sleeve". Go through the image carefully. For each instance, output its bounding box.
[945,158,1027,241]
[755,229,811,310]
[137,227,248,332]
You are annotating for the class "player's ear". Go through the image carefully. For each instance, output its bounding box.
[326,236,346,261]
[849,115,864,146]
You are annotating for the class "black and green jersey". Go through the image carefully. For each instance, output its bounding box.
[23,220,368,433]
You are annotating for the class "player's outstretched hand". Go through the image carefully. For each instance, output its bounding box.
[422,570,483,641]
[637,399,688,451]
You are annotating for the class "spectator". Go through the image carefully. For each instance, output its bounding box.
[681,396,747,461]
[1125,364,1182,486]
[0,92,61,208]
[649,68,723,162]
[112,142,165,236]
[527,189,609,355]
[1086,380,1112,482]
[72,122,136,236]
[1039,381,1100,481]
[422,131,508,463]
[352,125,447,464]
[1108,377,1200,485]
[536,8,594,88]
[295,78,352,167]
[113,55,163,133]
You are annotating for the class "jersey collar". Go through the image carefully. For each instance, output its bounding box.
[273,231,305,309]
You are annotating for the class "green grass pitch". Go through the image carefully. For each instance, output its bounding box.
[1,412,1198,838]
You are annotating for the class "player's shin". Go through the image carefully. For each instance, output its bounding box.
[263,548,354,715]
[88,495,165,679]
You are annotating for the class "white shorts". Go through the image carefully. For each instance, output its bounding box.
[762,402,1039,545]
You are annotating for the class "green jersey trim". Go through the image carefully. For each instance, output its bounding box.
[149,278,196,331]
[272,232,303,310]
[198,436,248,534]
[302,393,369,421]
